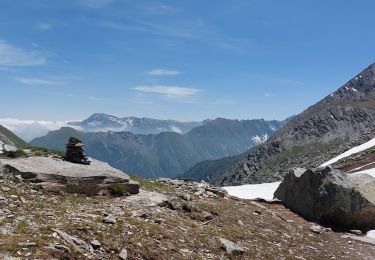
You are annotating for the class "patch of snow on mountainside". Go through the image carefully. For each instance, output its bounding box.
[122,118,134,128]
[351,168,375,178]
[367,230,375,239]
[320,136,375,167]
[251,134,269,144]
[87,120,102,127]
[170,125,182,134]
[0,141,18,154]
[223,182,281,201]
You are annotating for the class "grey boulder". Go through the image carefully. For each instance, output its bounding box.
[219,238,246,255]
[0,157,139,195]
[274,166,375,231]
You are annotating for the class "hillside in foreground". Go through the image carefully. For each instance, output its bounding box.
[0,161,374,259]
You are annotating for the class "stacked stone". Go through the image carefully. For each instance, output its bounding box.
[64,137,91,165]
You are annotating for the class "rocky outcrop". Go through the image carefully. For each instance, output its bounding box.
[0,157,139,195]
[274,166,375,231]
[217,63,375,186]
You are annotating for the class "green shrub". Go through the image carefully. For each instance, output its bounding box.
[4,149,27,158]
[109,183,128,196]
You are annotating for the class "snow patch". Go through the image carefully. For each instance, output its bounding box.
[351,168,375,178]
[170,125,182,134]
[0,141,17,154]
[352,88,358,92]
[320,136,375,167]
[223,182,281,201]
[367,230,375,239]
[87,120,102,127]
[251,134,269,144]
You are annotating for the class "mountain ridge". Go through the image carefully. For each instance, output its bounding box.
[216,62,375,186]
[31,117,287,179]
[68,113,210,135]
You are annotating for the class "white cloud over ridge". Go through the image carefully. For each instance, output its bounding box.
[132,85,201,99]
[0,40,46,66]
[15,77,64,86]
[148,69,182,76]
[36,23,53,31]
[0,119,74,142]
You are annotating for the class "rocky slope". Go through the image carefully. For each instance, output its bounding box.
[0,125,28,149]
[216,63,375,186]
[0,162,374,259]
[179,152,247,182]
[0,125,29,154]
[31,118,286,179]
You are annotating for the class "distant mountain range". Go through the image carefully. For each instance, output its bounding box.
[31,117,287,179]
[68,113,209,134]
[187,62,375,186]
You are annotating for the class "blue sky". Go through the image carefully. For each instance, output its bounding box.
[1,0,375,121]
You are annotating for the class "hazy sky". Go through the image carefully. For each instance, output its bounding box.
[1,0,375,121]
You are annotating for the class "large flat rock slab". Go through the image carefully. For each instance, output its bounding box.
[0,157,139,195]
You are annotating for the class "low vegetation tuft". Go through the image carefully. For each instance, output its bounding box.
[109,183,128,196]
[4,149,27,158]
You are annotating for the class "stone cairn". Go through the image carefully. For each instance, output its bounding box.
[64,137,91,165]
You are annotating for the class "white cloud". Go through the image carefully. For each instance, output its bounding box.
[79,0,114,8]
[36,23,53,31]
[132,85,201,99]
[148,69,182,76]
[15,77,64,86]
[0,119,72,142]
[0,40,46,66]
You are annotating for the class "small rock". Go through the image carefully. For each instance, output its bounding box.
[18,242,36,248]
[309,225,321,234]
[203,212,214,221]
[349,230,363,236]
[237,220,244,226]
[154,219,163,224]
[219,238,246,255]
[1,186,10,192]
[90,240,101,249]
[103,216,116,224]
[178,194,191,201]
[119,248,128,259]
[20,197,27,204]
[159,198,192,212]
